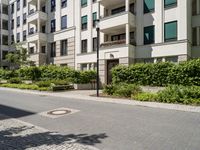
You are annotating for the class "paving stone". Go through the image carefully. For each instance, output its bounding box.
[0,116,99,150]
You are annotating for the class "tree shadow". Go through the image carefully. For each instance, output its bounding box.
[0,105,35,120]
[0,126,108,149]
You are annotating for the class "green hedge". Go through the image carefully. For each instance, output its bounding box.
[112,59,200,86]
[0,65,96,84]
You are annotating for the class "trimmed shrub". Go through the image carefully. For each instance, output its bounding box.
[112,59,200,86]
[103,83,142,98]
[103,84,116,95]
[132,92,157,102]
[8,77,22,84]
[157,85,200,105]
[18,67,41,80]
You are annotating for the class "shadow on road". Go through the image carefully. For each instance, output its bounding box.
[0,105,35,120]
[0,126,108,149]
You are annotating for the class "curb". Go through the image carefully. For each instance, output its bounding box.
[1,87,200,113]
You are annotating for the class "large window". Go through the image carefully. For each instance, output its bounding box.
[164,21,177,42]
[2,5,8,14]
[144,0,154,13]
[2,35,8,45]
[2,20,8,30]
[23,13,26,24]
[11,3,14,14]
[51,0,56,12]
[23,30,26,41]
[61,39,68,56]
[81,15,88,30]
[61,0,67,8]
[51,19,56,33]
[144,25,155,44]
[164,0,177,8]
[17,33,20,43]
[81,0,87,7]
[17,16,20,27]
[17,0,20,11]
[192,27,197,46]
[81,39,87,53]
[93,37,97,51]
[61,15,67,29]
[50,42,56,57]
[93,12,97,27]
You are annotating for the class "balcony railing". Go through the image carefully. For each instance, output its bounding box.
[100,39,136,48]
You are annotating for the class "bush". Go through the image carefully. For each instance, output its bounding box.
[35,81,52,87]
[103,84,116,95]
[157,85,200,105]
[132,92,157,102]
[112,59,200,86]
[8,77,22,84]
[103,83,142,98]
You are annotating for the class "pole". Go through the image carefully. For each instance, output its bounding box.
[96,24,100,97]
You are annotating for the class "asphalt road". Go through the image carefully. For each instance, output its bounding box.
[0,90,200,150]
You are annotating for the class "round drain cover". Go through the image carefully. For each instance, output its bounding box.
[47,110,71,115]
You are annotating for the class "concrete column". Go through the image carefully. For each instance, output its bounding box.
[126,24,130,44]
[37,40,40,53]
[37,19,40,32]
[126,0,130,11]
[37,0,41,11]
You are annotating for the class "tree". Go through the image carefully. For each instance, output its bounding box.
[5,43,33,69]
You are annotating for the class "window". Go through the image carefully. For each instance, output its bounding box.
[29,47,34,54]
[111,6,125,15]
[144,0,155,13]
[17,0,20,11]
[2,5,8,14]
[11,19,14,29]
[2,51,8,60]
[144,25,155,44]
[81,15,87,30]
[2,20,8,30]
[51,0,56,12]
[111,33,125,41]
[11,35,14,44]
[81,40,87,53]
[192,27,197,46]
[23,0,26,7]
[50,42,56,57]
[41,46,46,53]
[2,35,8,45]
[192,0,197,15]
[11,3,14,14]
[164,0,177,8]
[81,0,87,7]
[51,19,56,33]
[23,13,26,24]
[61,15,67,29]
[93,0,97,3]
[164,21,177,42]
[81,64,88,71]
[61,39,68,56]
[17,16,20,27]
[17,33,20,43]
[61,0,67,8]
[93,12,97,27]
[93,37,97,51]
[23,30,26,41]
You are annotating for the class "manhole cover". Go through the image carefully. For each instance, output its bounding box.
[47,110,71,115]
[39,107,80,118]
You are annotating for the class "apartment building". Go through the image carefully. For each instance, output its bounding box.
[2,0,200,84]
[0,0,9,68]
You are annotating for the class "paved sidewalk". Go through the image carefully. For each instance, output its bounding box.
[0,114,98,150]
[0,87,200,113]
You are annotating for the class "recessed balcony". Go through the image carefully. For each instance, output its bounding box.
[27,11,47,23]
[100,12,135,33]
[29,53,47,66]
[27,32,47,43]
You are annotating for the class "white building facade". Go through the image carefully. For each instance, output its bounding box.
[1,0,200,84]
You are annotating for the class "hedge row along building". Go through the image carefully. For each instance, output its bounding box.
[0,0,200,84]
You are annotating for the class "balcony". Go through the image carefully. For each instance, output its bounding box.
[27,32,47,43]
[100,39,136,48]
[100,12,135,33]
[29,53,47,66]
[27,11,47,23]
